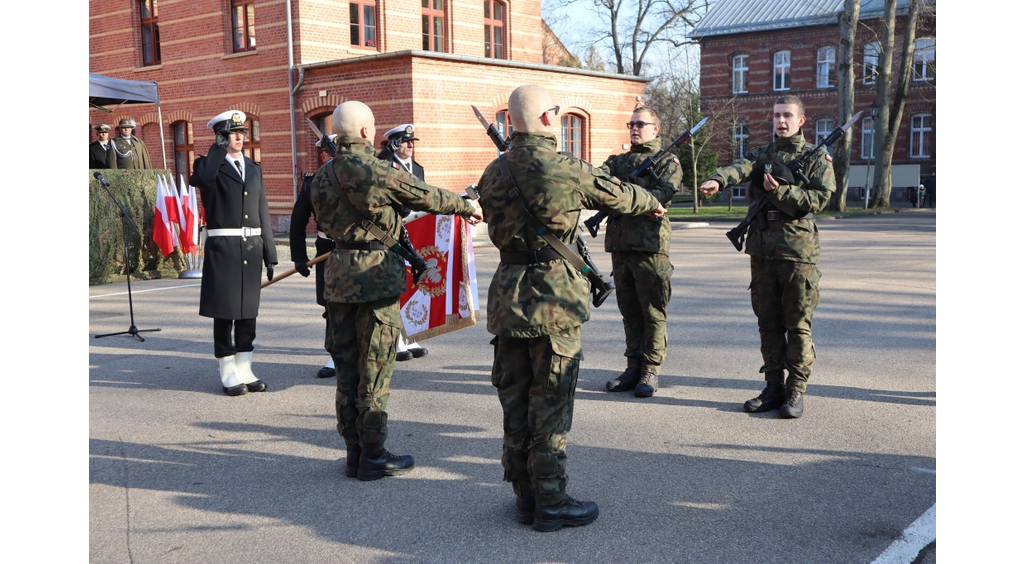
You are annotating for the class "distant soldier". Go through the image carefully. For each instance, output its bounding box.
[600,107,682,398]
[476,84,665,532]
[700,95,835,419]
[107,118,153,170]
[311,101,481,481]
[89,124,112,169]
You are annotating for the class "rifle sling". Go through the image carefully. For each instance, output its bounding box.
[324,160,402,249]
[497,155,594,278]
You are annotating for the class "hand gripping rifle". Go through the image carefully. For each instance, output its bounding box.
[472,105,614,307]
[585,116,708,237]
[725,111,862,252]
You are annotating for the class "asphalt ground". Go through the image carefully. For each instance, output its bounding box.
[84,212,938,563]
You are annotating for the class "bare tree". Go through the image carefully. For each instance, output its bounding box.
[829,0,862,212]
[869,0,921,207]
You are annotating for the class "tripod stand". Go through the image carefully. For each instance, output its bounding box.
[93,172,161,342]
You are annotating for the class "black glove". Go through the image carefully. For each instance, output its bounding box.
[215,128,231,149]
[267,265,275,282]
[294,260,310,277]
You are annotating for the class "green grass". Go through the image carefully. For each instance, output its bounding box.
[665,202,919,221]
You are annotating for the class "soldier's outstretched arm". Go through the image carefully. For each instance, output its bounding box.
[577,160,660,216]
[384,167,479,221]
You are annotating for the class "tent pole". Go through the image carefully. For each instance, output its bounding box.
[157,103,167,169]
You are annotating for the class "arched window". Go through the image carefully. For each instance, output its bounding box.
[422,0,445,52]
[560,114,583,159]
[815,118,834,145]
[864,42,880,84]
[913,37,935,82]
[817,46,836,88]
[350,0,378,48]
[171,121,194,184]
[773,50,790,91]
[484,0,505,59]
[245,117,261,163]
[314,113,334,167]
[732,54,748,94]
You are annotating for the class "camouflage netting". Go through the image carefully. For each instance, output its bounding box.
[89,169,186,285]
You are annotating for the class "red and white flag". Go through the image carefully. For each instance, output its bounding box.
[164,175,181,249]
[179,175,198,255]
[152,175,176,256]
[398,212,479,341]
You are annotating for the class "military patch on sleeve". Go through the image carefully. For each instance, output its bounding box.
[825,154,833,162]
[672,157,680,166]
[392,162,401,170]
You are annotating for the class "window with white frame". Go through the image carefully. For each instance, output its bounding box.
[913,37,935,82]
[864,42,879,84]
[910,114,931,158]
[815,118,835,145]
[732,55,748,94]
[861,116,874,160]
[773,51,791,91]
[732,123,749,161]
[817,46,836,88]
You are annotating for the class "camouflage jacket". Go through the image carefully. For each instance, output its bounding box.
[708,130,835,264]
[599,138,682,255]
[311,137,477,303]
[477,131,661,338]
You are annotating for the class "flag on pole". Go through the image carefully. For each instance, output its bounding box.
[398,212,478,341]
[163,174,181,249]
[178,175,198,255]
[153,175,176,256]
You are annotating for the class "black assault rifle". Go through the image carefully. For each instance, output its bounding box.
[725,111,862,252]
[585,116,708,237]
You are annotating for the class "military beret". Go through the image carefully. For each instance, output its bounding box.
[207,110,249,133]
[762,159,796,186]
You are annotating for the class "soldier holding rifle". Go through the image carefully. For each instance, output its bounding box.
[700,95,835,419]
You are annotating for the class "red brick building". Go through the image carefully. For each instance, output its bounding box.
[691,0,935,202]
[88,0,647,230]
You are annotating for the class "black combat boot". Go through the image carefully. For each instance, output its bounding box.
[344,446,361,478]
[516,494,536,524]
[533,495,599,532]
[634,368,659,398]
[357,449,415,481]
[606,358,642,392]
[743,381,787,413]
[780,390,804,419]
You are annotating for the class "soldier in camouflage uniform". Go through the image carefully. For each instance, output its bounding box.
[700,95,835,419]
[601,107,682,398]
[310,101,482,481]
[476,84,665,532]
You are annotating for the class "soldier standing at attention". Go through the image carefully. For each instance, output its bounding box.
[310,101,481,481]
[700,95,835,419]
[601,107,682,398]
[89,124,112,169]
[107,118,153,170]
[476,84,665,532]
[190,110,277,396]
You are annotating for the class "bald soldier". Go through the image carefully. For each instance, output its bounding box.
[310,101,482,481]
[476,84,665,532]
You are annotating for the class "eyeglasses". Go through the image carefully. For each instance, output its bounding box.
[542,106,560,118]
[626,121,654,129]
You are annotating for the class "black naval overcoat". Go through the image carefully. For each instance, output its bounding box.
[89,141,110,169]
[190,143,277,320]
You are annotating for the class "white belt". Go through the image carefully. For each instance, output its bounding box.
[207,227,262,237]
[317,231,330,239]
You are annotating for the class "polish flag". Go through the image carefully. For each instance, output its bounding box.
[152,175,176,256]
[179,177,199,255]
[164,175,181,248]
[398,212,479,341]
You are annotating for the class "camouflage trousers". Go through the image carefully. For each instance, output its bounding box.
[490,326,582,506]
[325,296,402,453]
[749,257,821,393]
[611,251,673,368]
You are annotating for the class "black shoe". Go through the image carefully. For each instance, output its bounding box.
[245,380,267,393]
[222,384,248,396]
[744,382,787,413]
[317,366,335,379]
[410,347,428,358]
[516,494,536,524]
[606,366,641,392]
[345,446,361,478]
[357,449,415,481]
[780,391,804,419]
[396,351,413,362]
[533,496,599,532]
[634,371,658,398]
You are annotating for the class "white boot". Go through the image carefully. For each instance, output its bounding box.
[234,351,267,392]
[219,356,246,396]
[396,335,412,361]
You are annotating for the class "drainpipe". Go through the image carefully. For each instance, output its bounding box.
[286,0,298,202]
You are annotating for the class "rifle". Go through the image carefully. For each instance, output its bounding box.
[305,117,337,156]
[725,111,862,252]
[585,116,708,237]
[473,105,615,307]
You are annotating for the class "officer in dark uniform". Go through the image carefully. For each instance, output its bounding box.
[190,110,278,396]
[377,124,428,361]
[290,134,338,378]
[89,124,111,169]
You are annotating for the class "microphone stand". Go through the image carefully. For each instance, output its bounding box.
[93,172,161,342]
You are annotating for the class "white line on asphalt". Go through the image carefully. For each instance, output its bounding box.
[89,284,201,299]
[911,467,936,474]
[871,503,936,564]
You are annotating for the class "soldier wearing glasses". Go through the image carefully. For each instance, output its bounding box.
[601,107,682,398]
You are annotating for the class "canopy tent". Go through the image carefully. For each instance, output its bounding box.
[89,73,166,168]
